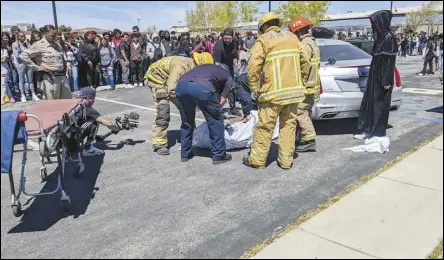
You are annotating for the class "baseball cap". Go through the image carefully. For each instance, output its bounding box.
[80,87,96,99]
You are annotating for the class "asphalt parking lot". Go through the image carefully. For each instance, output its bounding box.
[1,55,443,259]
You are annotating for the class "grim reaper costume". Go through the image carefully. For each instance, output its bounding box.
[356,10,398,138]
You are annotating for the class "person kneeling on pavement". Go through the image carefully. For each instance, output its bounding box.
[79,87,120,156]
[175,63,233,165]
[145,53,214,156]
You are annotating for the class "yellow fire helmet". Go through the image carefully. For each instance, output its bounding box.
[258,12,284,34]
[193,52,214,65]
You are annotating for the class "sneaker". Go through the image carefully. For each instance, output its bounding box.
[353,133,368,140]
[82,146,104,157]
[20,95,27,103]
[242,155,265,169]
[32,95,40,101]
[213,154,232,165]
[154,146,170,155]
[10,98,16,103]
[138,82,144,87]
[296,140,316,152]
[1,101,5,105]
[416,73,425,76]
[125,84,136,89]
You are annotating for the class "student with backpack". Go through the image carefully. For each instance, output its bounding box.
[147,33,165,64]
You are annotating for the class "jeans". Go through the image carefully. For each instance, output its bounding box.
[175,81,226,161]
[1,63,14,100]
[236,85,253,116]
[68,65,79,91]
[130,60,143,85]
[80,120,99,150]
[8,63,19,96]
[15,63,34,96]
[438,51,443,71]
[100,65,115,89]
[421,54,434,74]
[118,59,130,84]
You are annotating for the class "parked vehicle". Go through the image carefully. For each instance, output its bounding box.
[312,39,402,120]
[346,38,374,55]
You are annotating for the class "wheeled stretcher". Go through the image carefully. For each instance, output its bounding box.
[1,99,88,217]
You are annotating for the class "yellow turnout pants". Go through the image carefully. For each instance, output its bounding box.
[296,95,316,142]
[249,102,299,168]
[148,80,179,148]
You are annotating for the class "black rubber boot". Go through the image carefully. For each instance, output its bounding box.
[295,140,317,152]
[242,155,265,169]
[213,154,232,165]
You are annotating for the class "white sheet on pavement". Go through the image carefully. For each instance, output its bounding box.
[342,136,390,154]
[192,111,279,150]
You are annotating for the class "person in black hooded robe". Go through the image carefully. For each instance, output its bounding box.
[354,10,398,140]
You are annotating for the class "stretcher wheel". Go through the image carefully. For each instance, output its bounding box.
[12,201,22,217]
[61,199,71,212]
[39,140,48,158]
[40,166,48,182]
[73,163,84,178]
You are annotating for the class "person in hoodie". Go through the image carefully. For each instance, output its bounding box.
[130,33,146,87]
[132,26,149,78]
[147,33,165,64]
[77,31,101,89]
[354,10,398,140]
[99,37,117,90]
[161,31,173,57]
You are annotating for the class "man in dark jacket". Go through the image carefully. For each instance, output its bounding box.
[212,28,239,113]
[77,30,100,89]
[175,64,233,165]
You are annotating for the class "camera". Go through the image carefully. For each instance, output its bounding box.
[95,112,140,142]
[116,112,140,131]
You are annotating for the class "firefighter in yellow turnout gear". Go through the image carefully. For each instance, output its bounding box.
[243,12,310,169]
[289,17,321,152]
[145,53,213,155]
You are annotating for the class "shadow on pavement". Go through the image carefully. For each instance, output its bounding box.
[313,118,358,135]
[7,154,105,234]
[94,139,146,151]
[167,130,181,149]
[266,142,299,167]
[426,106,443,114]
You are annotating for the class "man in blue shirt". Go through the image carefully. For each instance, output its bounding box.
[175,64,233,164]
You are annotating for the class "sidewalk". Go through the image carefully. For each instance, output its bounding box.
[252,135,443,259]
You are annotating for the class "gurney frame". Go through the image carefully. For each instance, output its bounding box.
[9,100,87,217]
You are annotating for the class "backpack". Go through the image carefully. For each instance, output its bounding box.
[153,44,163,62]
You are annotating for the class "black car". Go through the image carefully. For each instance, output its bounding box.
[346,39,373,55]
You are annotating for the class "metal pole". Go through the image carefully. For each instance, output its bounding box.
[52,1,58,30]
[269,1,271,12]
[390,1,393,12]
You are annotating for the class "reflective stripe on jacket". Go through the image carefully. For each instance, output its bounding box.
[300,34,321,98]
[145,56,195,94]
[248,26,310,105]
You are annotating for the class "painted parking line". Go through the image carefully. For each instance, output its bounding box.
[95,97,206,122]
[391,114,443,123]
[402,88,444,95]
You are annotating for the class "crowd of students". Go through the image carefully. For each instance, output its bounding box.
[1,25,259,105]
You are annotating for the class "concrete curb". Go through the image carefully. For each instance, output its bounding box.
[243,130,444,259]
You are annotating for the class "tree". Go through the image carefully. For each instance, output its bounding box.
[212,1,238,29]
[276,1,331,25]
[186,1,219,33]
[237,1,263,22]
[58,24,72,32]
[406,1,441,33]
[146,25,157,34]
